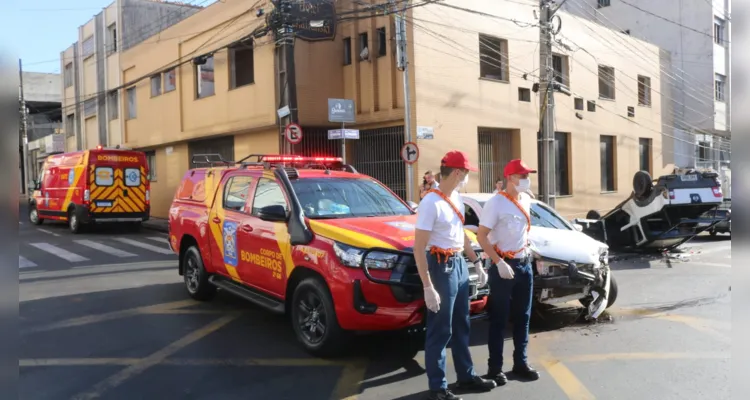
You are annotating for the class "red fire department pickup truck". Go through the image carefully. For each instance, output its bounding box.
[168,154,487,356]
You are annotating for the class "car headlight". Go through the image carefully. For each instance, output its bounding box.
[333,241,400,270]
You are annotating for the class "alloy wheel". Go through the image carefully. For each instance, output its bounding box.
[297,291,327,344]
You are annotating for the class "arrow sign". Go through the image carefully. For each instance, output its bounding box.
[401,142,419,164]
[285,123,303,145]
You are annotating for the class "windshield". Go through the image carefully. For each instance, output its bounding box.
[530,202,572,230]
[291,178,414,219]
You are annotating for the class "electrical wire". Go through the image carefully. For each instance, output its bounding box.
[618,0,729,44]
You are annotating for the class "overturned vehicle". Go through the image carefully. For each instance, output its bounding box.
[574,170,726,252]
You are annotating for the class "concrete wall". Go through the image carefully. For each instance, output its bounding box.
[120,0,203,51]
[412,0,670,218]
[22,73,61,103]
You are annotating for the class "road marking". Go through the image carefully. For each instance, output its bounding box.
[693,244,731,255]
[146,236,170,245]
[564,352,730,363]
[20,357,344,367]
[75,240,137,258]
[37,229,61,237]
[72,314,239,400]
[541,357,596,400]
[332,359,368,400]
[24,299,199,334]
[29,243,88,263]
[693,262,731,268]
[20,260,177,281]
[19,256,37,269]
[655,314,731,343]
[21,358,140,367]
[114,237,174,255]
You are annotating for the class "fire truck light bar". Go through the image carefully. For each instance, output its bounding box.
[261,155,343,163]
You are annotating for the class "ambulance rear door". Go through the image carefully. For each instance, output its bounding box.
[88,151,149,215]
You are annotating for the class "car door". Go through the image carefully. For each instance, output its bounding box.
[244,176,291,297]
[208,172,256,284]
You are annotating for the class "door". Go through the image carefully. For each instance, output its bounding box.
[36,165,59,217]
[208,172,256,284]
[245,177,291,297]
[89,163,148,214]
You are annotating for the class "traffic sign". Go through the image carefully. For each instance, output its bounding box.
[285,123,303,145]
[401,142,419,164]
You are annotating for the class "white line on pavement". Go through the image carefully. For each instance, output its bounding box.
[19,256,37,269]
[75,240,137,258]
[37,229,61,237]
[114,238,174,255]
[146,236,170,245]
[29,243,89,263]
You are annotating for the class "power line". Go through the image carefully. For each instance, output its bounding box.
[618,0,730,44]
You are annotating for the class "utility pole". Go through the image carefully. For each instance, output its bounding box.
[273,0,298,155]
[395,0,415,203]
[538,0,556,208]
[19,58,30,196]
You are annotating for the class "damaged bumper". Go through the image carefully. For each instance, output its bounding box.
[534,256,612,319]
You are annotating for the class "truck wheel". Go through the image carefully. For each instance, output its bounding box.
[68,209,82,234]
[633,171,653,199]
[182,246,217,301]
[29,206,43,225]
[291,277,347,357]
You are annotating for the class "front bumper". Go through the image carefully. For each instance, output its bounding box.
[534,257,611,319]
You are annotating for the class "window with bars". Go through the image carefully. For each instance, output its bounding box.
[82,36,95,59]
[552,54,569,87]
[83,98,97,117]
[479,34,509,82]
[637,75,651,106]
[714,17,725,45]
[478,128,514,193]
[715,73,726,102]
[598,65,615,99]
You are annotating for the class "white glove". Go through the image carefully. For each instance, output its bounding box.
[424,285,441,313]
[495,260,515,280]
[475,260,489,287]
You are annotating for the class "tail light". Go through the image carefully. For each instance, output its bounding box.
[83,189,90,205]
[668,190,675,200]
[145,189,150,205]
[712,187,722,197]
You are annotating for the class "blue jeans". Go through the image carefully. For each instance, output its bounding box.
[424,251,476,391]
[487,258,534,371]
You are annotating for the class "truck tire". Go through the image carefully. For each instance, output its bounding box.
[182,245,217,301]
[586,210,601,220]
[633,171,653,200]
[29,206,43,225]
[68,209,82,234]
[291,277,347,357]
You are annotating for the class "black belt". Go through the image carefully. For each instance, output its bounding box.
[502,254,531,265]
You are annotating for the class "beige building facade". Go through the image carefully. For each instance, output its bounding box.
[113,0,673,219]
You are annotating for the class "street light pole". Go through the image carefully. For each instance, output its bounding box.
[395,0,414,203]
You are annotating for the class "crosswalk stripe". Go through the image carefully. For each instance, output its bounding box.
[19,256,37,269]
[146,236,170,245]
[29,243,89,263]
[75,240,137,258]
[114,238,174,255]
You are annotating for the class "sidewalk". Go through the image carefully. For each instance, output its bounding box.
[143,218,169,233]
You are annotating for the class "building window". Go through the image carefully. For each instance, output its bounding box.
[377,27,387,57]
[359,32,369,60]
[163,68,176,92]
[518,88,531,102]
[627,106,635,118]
[477,127,514,193]
[600,135,616,192]
[107,91,118,121]
[82,36,95,59]
[64,63,73,88]
[714,17,725,45]
[587,100,596,112]
[552,54,569,87]
[698,141,710,161]
[343,37,352,65]
[229,42,255,89]
[65,113,75,138]
[536,132,571,196]
[639,138,652,174]
[574,97,584,110]
[479,34,508,81]
[195,55,215,99]
[637,75,651,106]
[83,98,97,117]
[150,75,162,97]
[145,150,156,181]
[598,65,615,99]
[597,0,611,8]
[126,86,137,120]
[715,73,726,102]
[107,24,117,54]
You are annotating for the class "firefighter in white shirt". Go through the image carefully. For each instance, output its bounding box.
[477,159,541,385]
[414,150,496,400]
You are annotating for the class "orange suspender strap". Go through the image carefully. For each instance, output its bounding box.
[425,189,464,263]
[494,191,531,260]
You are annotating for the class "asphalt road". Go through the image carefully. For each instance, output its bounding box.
[19,229,731,400]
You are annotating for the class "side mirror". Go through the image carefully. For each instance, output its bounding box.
[572,223,583,232]
[257,205,288,222]
[408,201,418,210]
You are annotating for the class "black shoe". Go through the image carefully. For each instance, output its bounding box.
[454,375,497,392]
[483,370,508,386]
[427,389,462,400]
[511,364,540,381]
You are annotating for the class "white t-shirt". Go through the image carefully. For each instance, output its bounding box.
[479,192,532,258]
[415,189,465,250]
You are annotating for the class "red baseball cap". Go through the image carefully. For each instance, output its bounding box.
[441,150,478,171]
[504,159,537,177]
